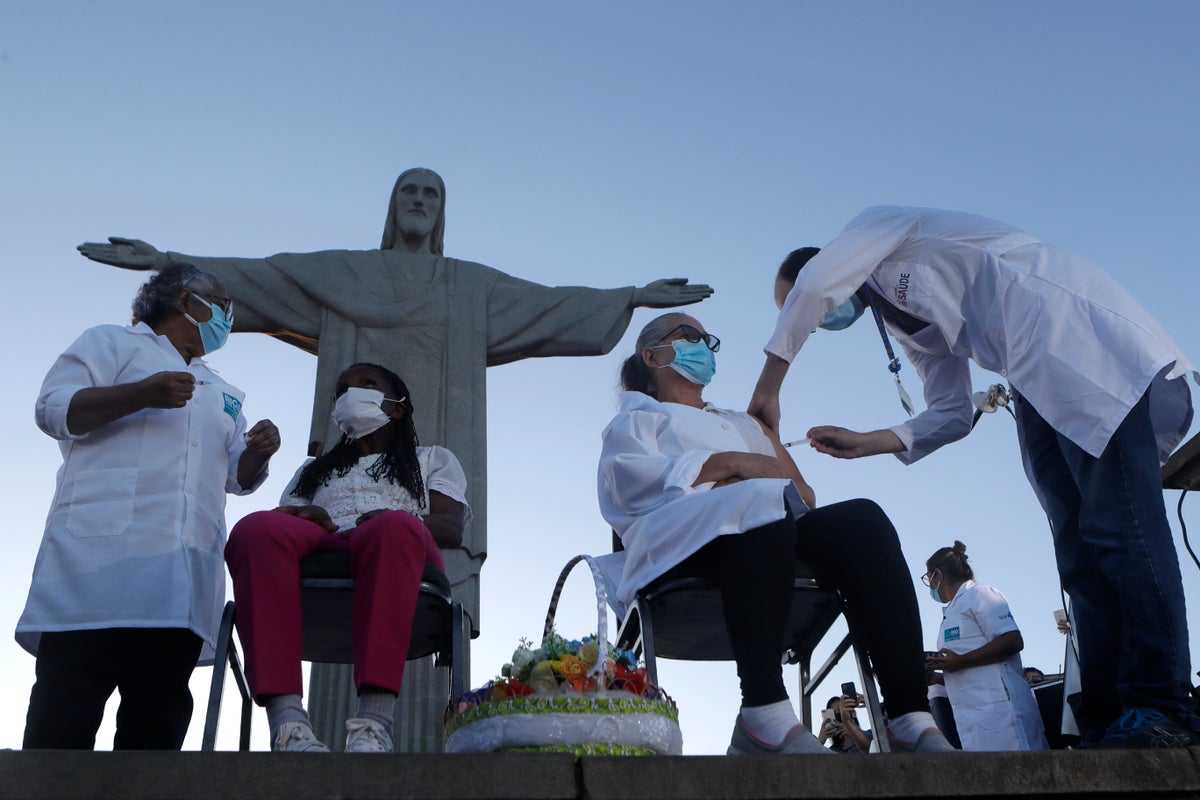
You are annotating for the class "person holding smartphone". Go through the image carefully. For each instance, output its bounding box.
[818,692,873,753]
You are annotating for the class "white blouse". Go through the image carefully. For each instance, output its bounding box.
[596,391,801,611]
[279,445,469,532]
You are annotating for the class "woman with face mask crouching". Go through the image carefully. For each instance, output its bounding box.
[224,362,469,754]
[18,264,279,750]
[599,313,956,756]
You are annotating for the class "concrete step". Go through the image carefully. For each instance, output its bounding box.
[3,748,1199,800]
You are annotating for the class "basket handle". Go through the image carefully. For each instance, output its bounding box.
[542,555,610,680]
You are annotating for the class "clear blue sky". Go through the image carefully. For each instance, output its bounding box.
[2,1,1198,754]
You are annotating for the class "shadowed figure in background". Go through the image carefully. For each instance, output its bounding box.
[78,167,712,750]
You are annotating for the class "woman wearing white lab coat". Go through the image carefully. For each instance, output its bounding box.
[599,312,955,756]
[749,206,1198,748]
[17,264,279,750]
[923,541,1048,751]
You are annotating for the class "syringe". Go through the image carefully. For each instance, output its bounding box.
[782,437,811,449]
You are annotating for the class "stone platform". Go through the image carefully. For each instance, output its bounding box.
[3,748,1199,800]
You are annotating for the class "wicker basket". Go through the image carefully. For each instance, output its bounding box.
[444,555,682,755]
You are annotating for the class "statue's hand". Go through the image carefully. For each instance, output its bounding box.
[77,237,168,271]
[634,278,714,309]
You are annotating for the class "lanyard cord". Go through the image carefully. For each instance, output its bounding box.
[868,300,903,376]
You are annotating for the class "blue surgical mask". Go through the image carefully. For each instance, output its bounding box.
[818,295,866,331]
[929,584,943,603]
[658,339,716,385]
[184,293,233,355]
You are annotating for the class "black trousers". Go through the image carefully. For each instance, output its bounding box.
[671,498,928,716]
[23,627,203,750]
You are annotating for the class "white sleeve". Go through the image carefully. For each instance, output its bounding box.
[277,460,314,507]
[425,446,470,512]
[971,586,1020,640]
[598,408,715,523]
[35,327,125,441]
[765,206,918,363]
[890,346,974,465]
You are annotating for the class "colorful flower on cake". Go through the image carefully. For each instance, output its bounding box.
[453,631,667,713]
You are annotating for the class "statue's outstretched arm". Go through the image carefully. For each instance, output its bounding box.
[78,237,173,271]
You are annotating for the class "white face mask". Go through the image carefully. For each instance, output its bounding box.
[332,387,405,441]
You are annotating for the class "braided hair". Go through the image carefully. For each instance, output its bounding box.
[925,540,974,582]
[291,363,426,508]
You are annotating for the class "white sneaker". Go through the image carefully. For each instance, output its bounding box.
[345,718,393,753]
[272,721,330,752]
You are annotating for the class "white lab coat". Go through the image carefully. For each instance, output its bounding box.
[937,580,1048,751]
[766,205,1196,465]
[596,391,799,612]
[16,323,266,663]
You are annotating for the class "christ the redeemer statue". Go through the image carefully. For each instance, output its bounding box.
[78,167,712,751]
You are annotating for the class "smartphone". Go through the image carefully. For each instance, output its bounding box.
[841,681,857,699]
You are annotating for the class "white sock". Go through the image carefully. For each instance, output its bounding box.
[265,694,310,742]
[740,699,800,746]
[888,711,937,744]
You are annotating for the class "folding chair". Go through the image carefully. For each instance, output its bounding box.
[611,532,892,752]
[202,550,469,751]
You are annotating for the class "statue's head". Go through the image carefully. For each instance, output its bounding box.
[381,167,446,255]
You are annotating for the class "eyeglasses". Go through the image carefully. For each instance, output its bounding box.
[920,569,940,587]
[191,292,234,317]
[655,324,720,353]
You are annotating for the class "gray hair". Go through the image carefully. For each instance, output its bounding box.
[131,263,215,326]
[619,312,696,396]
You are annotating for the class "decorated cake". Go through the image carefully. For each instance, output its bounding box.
[444,556,682,755]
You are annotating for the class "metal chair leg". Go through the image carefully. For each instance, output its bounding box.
[228,643,253,752]
[850,636,890,753]
[800,655,812,730]
[202,601,237,752]
[638,599,659,688]
[449,603,467,700]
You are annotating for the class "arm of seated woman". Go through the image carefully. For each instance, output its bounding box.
[423,491,466,549]
[697,451,816,509]
[755,419,817,508]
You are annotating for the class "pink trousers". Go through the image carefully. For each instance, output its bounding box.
[224,510,444,701]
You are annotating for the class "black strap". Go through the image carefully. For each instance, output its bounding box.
[868,300,903,376]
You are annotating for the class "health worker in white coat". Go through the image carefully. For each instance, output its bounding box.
[749,205,1198,749]
[17,264,280,751]
[923,541,1048,751]
[598,312,956,757]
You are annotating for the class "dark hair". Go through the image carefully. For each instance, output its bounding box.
[620,354,655,396]
[131,262,208,326]
[291,363,426,508]
[777,247,822,284]
[925,540,974,582]
[826,696,843,711]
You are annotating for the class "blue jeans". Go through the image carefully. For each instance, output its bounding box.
[1014,390,1193,733]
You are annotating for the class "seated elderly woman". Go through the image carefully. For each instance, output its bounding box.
[599,312,954,755]
[225,362,469,754]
